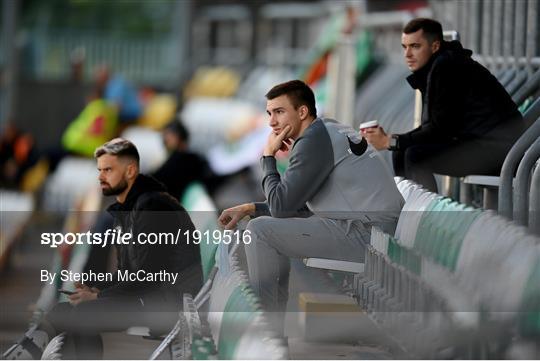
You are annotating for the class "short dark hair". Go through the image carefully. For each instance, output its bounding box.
[265,80,317,118]
[94,138,140,165]
[164,120,189,143]
[403,18,443,44]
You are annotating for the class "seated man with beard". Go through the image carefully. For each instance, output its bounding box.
[5,139,201,360]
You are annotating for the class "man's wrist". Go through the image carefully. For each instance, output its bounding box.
[388,134,399,151]
[244,203,256,216]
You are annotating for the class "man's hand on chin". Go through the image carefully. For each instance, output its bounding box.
[264,125,292,157]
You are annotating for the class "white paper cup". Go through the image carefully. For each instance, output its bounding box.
[359,120,379,131]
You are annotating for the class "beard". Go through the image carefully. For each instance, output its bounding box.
[101,179,128,196]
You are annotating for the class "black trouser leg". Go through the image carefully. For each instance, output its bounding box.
[45,296,176,359]
[392,135,518,193]
[391,120,525,192]
[393,147,438,192]
[72,333,103,360]
[392,149,406,178]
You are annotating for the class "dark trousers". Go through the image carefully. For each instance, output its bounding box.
[44,296,178,359]
[392,121,526,192]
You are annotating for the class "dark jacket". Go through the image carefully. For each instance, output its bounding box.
[152,151,223,200]
[99,174,200,304]
[397,40,523,149]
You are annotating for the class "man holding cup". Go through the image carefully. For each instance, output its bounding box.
[363,18,526,192]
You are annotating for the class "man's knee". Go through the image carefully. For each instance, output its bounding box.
[403,146,442,176]
[50,301,74,314]
[404,146,429,165]
[46,302,74,330]
[245,216,284,257]
[246,216,273,240]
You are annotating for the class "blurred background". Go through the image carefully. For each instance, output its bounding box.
[1,0,540,359]
[1,0,429,153]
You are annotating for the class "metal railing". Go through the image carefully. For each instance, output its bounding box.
[24,29,183,85]
[432,0,540,74]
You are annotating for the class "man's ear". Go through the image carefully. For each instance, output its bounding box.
[298,105,309,120]
[125,162,138,180]
[432,40,441,53]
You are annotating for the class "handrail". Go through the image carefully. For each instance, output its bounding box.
[529,162,540,236]
[499,98,540,218]
[512,69,540,105]
[513,138,540,225]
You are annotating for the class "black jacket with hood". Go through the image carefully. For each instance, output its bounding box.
[396,40,524,149]
[98,174,200,306]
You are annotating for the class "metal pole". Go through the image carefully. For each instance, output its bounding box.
[529,162,540,236]
[513,138,540,225]
[454,1,462,44]
[326,33,356,127]
[513,0,527,67]
[526,0,539,76]
[1,0,19,127]
[502,0,514,67]
[499,98,540,218]
[492,0,503,66]
[481,0,493,61]
[469,0,481,53]
[458,1,468,48]
[170,0,192,85]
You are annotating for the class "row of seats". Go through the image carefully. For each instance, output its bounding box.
[351,178,540,358]
[206,251,286,359]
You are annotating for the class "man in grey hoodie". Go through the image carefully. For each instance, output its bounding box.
[219,80,404,336]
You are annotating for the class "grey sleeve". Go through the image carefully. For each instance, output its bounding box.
[260,128,334,218]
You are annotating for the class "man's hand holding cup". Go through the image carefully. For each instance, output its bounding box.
[360,120,391,150]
